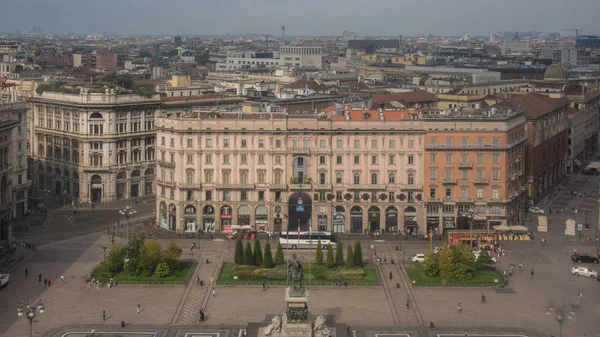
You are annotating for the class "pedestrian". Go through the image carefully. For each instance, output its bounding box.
[457,302,462,313]
[61,275,65,284]
[518,263,523,271]
[25,268,28,277]
[389,271,393,280]
[102,310,106,321]
[344,280,348,287]
[137,303,141,313]
[406,299,410,309]
[199,308,205,322]
[38,273,42,283]
[481,294,486,303]
[442,279,447,287]
[48,277,51,287]
[549,208,552,214]
[196,275,200,285]
[212,287,216,297]
[262,281,266,291]
[44,277,47,287]
[210,276,214,284]
[530,267,534,276]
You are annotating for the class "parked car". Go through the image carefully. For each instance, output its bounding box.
[571,266,598,278]
[412,254,426,263]
[571,254,600,264]
[529,207,545,214]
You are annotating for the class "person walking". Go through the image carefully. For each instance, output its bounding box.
[212,287,216,297]
[137,303,141,313]
[530,267,534,276]
[44,277,48,287]
[38,273,42,283]
[102,310,106,321]
[262,281,266,291]
[199,308,205,322]
[25,268,28,277]
[61,275,65,284]
[406,299,411,309]
[389,271,393,280]
[48,277,52,287]
[457,302,462,313]
[481,293,486,303]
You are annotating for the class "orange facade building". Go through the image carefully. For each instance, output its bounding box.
[422,108,528,234]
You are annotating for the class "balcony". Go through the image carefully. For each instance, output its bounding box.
[157,160,175,169]
[217,183,255,190]
[291,148,311,156]
[315,184,333,190]
[157,179,176,188]
[457,198,475,203]
[488,197,504,203]
[348,184,387,190]
[458,162,473,169]
[442,179,457,184]
[427,197,444,202]
[290,183,312,191]
[473,179,489,185]
[271,184,288,190]
[179,183,202,190]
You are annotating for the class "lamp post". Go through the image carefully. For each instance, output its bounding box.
[17,299,45,337]
[546,302,574,337]
[119,205,137,243]
[462,208,476,249]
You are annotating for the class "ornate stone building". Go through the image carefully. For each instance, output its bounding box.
[155,108,425,234]
[27,89,161,203]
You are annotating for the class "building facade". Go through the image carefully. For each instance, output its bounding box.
[422,108,528,233]
[155,109,425,234]
[27,89,161,203]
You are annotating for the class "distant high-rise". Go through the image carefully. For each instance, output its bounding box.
[174,36,182,48]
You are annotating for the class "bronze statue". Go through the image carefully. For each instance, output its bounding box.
[287,254,304,292]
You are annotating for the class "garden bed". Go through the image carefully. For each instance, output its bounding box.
[91,260,195,285]
[405,263,503,287]
[217,262,379,286]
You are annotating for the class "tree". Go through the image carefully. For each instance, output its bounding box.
[335,242,344,266]
[243,241,255,265]
[315,241,324,265]
[253,240,263,266]
[423,253,440,277]
[326,244,335,268]
[345,245,355,269]
[155,262,171,277]
[125,233,145,276]
[474,250,494,270]
[438,244,475,281]
[262,242,275,268]
[353,241,364,267]
[234,237,244,265]
[163,240,182,271]
[105,245,126,276]
[138,239,164,276]
[275,243,285,265]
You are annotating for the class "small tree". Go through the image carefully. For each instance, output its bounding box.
[353,240,364,267]
[106,245,126,276]
[234,237,244,265]
[315,241,324,265]
[243,241,255,265]
[335,242,344,266]
[163,240,182,271]
[326,243,335,268]
[262,242,275,268]
[275,243,285,265]
[439,244,475,281]
[138,239,164,277]
[155,262,171,277]
[124,233,145,276]
[423,253,440,277]
[345,245,355,269]
[253,240,263,266]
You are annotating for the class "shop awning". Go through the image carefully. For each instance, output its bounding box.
[493,224,511,231]
[509,225,529,231]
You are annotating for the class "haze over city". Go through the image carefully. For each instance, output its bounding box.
[2,0,600,36]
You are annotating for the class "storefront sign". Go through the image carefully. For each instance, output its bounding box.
[220,206,232,219]
[426,216,438,223]
[333,213,345,225]
[443,216,456,228]
[296,205,304,212]
[350,212,362,218]
[92,184,102,189]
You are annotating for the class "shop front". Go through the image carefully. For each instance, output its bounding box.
[368,206,381,232]
[168,204,177,231]
[273,206,283,233]
[442,216,456,234]
[427,216,439,234]
[202,205,215,233]
[404,206,418,234]
[333,206,345,233]
[385,207,398,233]
[159,202,167,228]
[255,206,268,232]
[473,215,487,230]
[237,205,250,231]
[220,205,233,232]
[350,206,363,233]
[184,205,196,232]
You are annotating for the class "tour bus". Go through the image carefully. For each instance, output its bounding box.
[279,232,337,250]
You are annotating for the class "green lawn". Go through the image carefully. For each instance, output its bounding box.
[217,262,379,286]
[91,261,195,284]
[405,263,503,287]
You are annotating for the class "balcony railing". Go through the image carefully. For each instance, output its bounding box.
[442,179,457,184]
[425,136,528,150]
[315,184,333,190]
[157,160,175,169]
[179,183,202,190]
[290,183,312,190]
[291,148,311,155]
[473,179,489,185]
[157,179,176,187]
[271,184,288,190]
[458,162,473,169]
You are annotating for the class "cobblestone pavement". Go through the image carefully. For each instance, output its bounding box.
[173,250,223,324]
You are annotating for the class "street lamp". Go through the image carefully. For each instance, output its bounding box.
[546,302,574,337]
[461,208,476,249]
[17,299,46,337]
[119,205,137,243]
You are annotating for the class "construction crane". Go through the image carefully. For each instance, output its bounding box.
[563,29,583,38]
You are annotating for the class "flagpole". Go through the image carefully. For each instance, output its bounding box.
[309,220,312,286]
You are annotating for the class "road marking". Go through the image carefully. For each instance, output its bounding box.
[62,332,157,337]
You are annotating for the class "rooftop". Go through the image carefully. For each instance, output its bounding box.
[492,93,570,119]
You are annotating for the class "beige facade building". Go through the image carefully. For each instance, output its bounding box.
[27,89,161,203]
[155,108,425,234]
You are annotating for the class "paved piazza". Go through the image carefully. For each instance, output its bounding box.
[2,178,600,337]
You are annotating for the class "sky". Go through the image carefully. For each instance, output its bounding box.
[1,0,599,37]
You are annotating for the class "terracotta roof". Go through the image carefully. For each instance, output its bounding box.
[325,109,417,121]
[371,91,437,107]
[492,93,570,119]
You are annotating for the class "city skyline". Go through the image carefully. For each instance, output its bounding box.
[2,0,600,37]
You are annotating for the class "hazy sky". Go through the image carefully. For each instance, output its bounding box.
[2,0,599,37]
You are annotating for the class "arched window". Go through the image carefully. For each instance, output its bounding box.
[408,173,415,185]
[388,173,395,183]
[240,171,248,184]
[90,112,104,119]
[353,173,360,185]
[371,173,378,185]
[222,171,230,184]
[186,171,194,184]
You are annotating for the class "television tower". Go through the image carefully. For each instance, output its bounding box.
[281,25,286,38]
